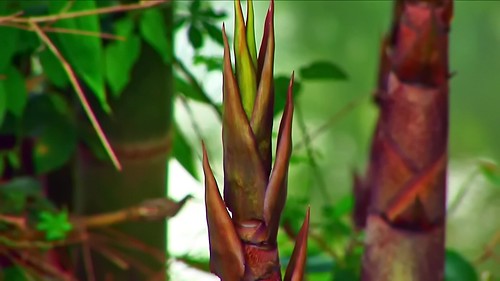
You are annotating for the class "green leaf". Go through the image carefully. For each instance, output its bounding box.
[193,55,223,72]
[173,123,198,180]
[188,24,204,49]
[175,76,212,104]
[1,266,30,281]
[0,26,19,71]
[202,22,224,46]
[48,1,108,112]
[190,0,201,13]
[39,46,69,88]
[479,160,500,187]
[3,66,27,116]
[445,250,478,281]
[299,61,347,80]
[274,75,302,116]
[199,8,226,20]
[0,177,44,214]
[334,195,354,217]
[34,121,77,174]
[0,82,6,127]
[36,210,73,241]
[105,18,141,96]
[139,9,172,63]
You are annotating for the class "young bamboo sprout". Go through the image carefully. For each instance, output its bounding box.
[202,0,309,280]
[355,0,453,280]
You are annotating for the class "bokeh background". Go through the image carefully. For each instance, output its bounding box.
[169,1,500,280]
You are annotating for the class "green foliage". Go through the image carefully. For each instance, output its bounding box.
[176,0,226,50]
[140,9,172,64]
[299,61,348,81]
[2,67,27,117]
[1,266,29,281]
[36,210,73,241]
[48,0,108,112]
[105,17,141,96]
[39,47,69,88]
[445,250,478,281]
[0,177,53,215]
[173,123,198,180]
[0,26,19,71]
[479,160,500,187]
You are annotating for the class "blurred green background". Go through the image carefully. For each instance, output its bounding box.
[171,1,500,280]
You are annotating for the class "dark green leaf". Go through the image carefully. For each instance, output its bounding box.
[479,160,500,187]
[3,66,27,116]
[175,76,212,104]
[1,266,30,281]
[299,61,347,80]
[190,0,201,13]
[0,82,6,127]
[48,1,108,112]
[274,75,302,116]
[0,26,19,71]
[140,9,172,63]
[34,121,77,174]
[199,8,227,20]
[0,177,43,214]
[39,47,69,88]
[202,22,223,46]
[105,18,141,96]
[193,55,223,72]
[188,24,204,49]
[445,250,478,281]
[173,123,198,180]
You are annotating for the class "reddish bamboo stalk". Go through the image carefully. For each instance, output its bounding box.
[356,0,453,280]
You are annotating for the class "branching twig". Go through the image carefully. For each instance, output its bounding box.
[294,94,370,151]
[1,21,124,40]
[30,20,122,171]
[295,103,332,203]
[5,1,167,24]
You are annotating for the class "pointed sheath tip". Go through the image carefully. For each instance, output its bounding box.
[284,207,310,281]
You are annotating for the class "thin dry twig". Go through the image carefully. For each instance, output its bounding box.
[0,21,124,40]
[30,20,122,171]
[476,230,500,264]
[5,1,167,24]
[294,94,370,150]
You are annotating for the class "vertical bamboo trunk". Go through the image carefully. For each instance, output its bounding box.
[74,5,174,281]
[357,0,453,280]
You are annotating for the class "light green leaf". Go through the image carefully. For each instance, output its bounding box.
[105,18,141,96]
[48,0,108,112]
[173,123,198,180]
[3,66,27,116]
[139,9,172,63]
[36,210,73,241]
[299,61,347,81]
